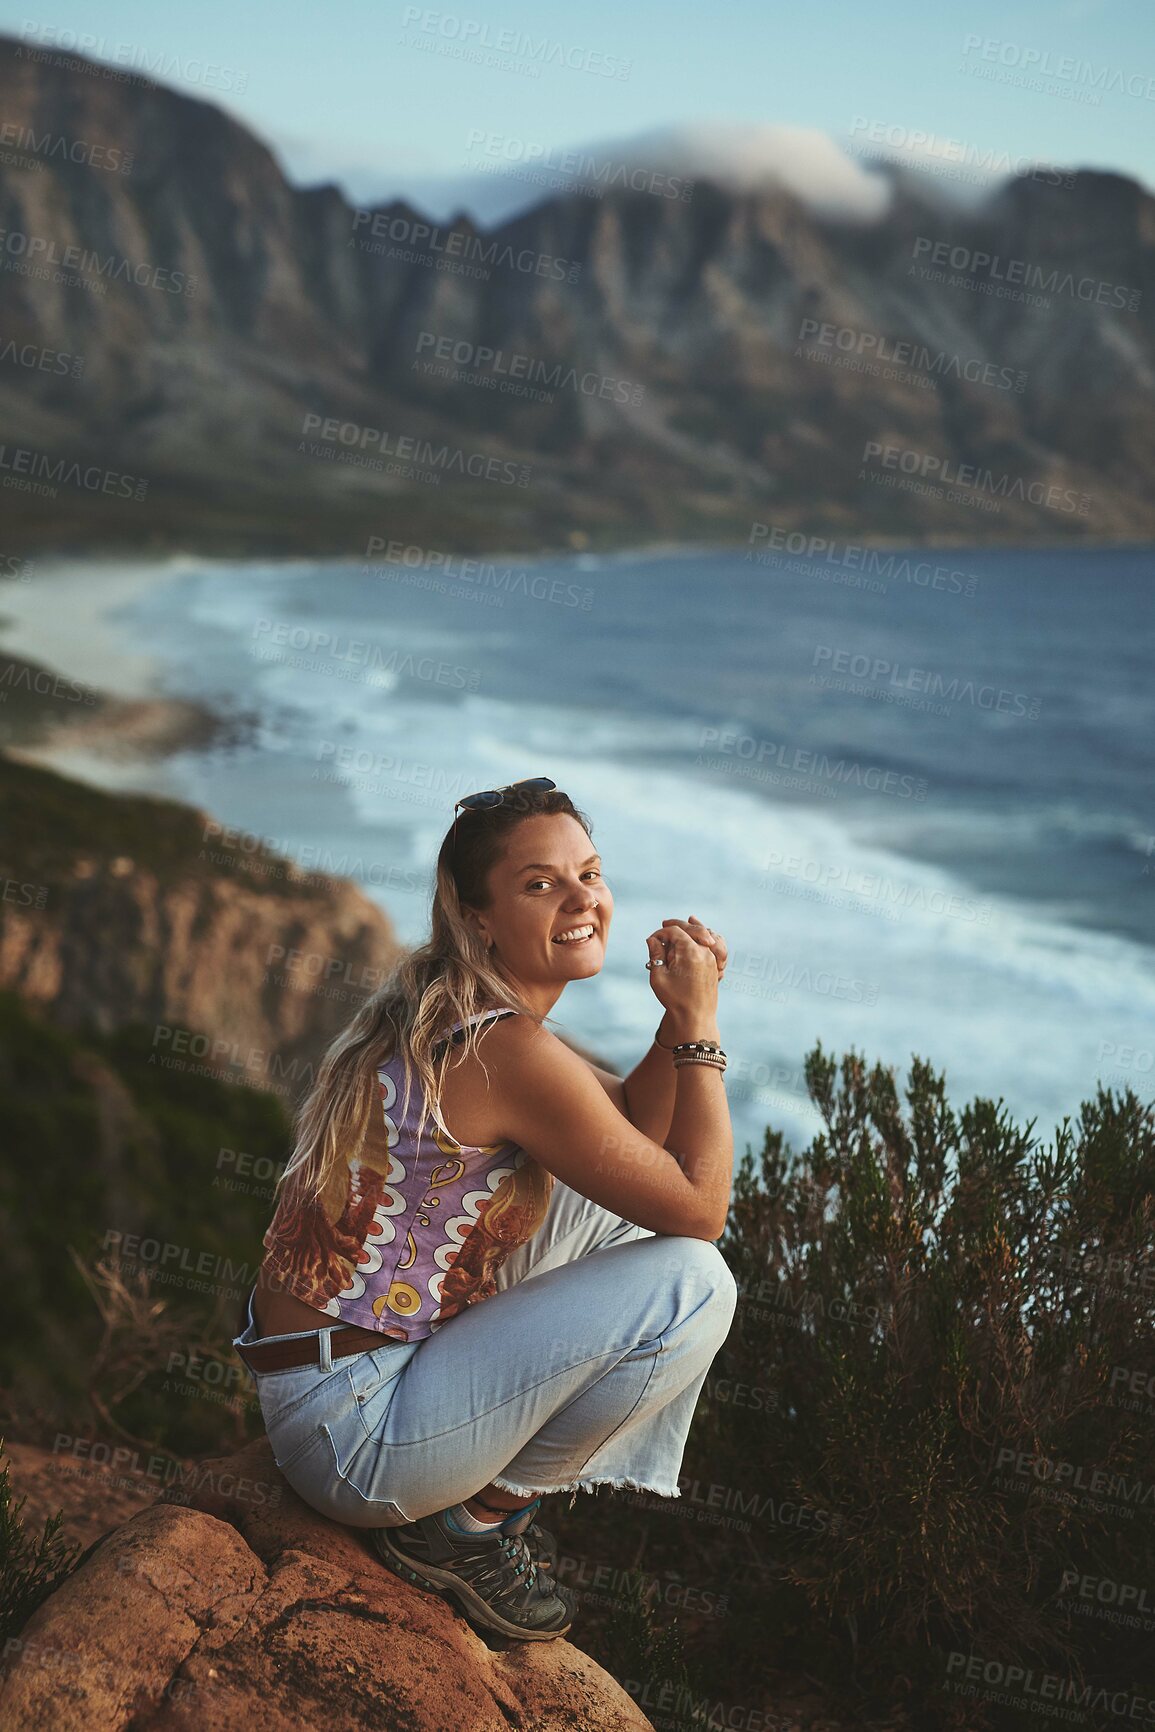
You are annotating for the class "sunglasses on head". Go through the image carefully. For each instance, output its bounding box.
[454,776,557,815]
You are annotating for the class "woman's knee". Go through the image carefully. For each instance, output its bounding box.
[697,1239,739,1317]
[653,1234,738,1317]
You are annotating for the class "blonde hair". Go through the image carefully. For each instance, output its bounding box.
[270,786,593,1216]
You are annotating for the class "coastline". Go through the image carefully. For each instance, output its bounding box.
[3,535,1154,784]
[0,557,254,780]
[7,514,1149,572]
[0,557,181,698]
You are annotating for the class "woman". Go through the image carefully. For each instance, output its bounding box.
[233,777,737,1643]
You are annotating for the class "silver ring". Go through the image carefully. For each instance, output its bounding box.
[646,958,666,969]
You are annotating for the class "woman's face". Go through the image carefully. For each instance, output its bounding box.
[467,813,612,995]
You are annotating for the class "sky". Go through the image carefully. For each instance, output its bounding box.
[2,0,1153,223]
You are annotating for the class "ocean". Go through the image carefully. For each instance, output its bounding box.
[9,540,1155,1159]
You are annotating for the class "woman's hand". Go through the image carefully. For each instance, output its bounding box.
[660,914,727,980]
[644,921,721,1026]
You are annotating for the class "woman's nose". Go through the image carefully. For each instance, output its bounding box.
[564,884,599,909]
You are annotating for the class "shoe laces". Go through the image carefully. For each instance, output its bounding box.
[498,1531,537,1589]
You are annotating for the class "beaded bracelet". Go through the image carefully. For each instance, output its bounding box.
[671,1039,727,1066]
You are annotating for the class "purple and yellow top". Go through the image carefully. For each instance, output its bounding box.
[261,1009,554,1340]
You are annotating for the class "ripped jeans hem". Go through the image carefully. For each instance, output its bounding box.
[489,1470,683,1504]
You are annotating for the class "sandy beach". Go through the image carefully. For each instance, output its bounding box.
[0,556,190,697]
[0,556,243,783]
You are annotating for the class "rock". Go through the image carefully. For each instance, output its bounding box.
[0,1436,654,1732]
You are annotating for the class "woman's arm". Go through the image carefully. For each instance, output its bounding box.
[586,1009,704,1144]
[478,928,733,1238]
[588,917,728,1144]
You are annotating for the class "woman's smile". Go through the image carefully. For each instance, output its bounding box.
[551,921,599,947]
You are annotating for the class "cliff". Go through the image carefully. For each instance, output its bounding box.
[0,33,1153,552]
[0,750,403,1103]
[0,1436,655,1731]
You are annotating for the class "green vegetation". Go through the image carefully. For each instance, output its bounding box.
[676,1047,1155,1728]
[594,1572,713,1732]
[0,989,291,1455]
[0,1439,82,1647]
[0,748,331,898]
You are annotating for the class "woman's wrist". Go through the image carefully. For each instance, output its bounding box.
[656,1010,721,1049]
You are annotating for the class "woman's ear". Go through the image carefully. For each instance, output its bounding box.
[461,904,493,950]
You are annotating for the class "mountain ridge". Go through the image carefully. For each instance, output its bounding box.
[1,33,1153,554]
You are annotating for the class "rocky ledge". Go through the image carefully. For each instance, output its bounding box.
[0,1435,654,1732]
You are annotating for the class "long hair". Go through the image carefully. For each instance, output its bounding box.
[270,784,593,1217]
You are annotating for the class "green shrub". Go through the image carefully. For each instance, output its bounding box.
[0,990,291,1456]
[691,1045,1154,1726]
[592,1570,715,1732]
[0,1439,81,1645]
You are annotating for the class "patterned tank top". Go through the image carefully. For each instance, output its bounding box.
[260,1009,554,1340]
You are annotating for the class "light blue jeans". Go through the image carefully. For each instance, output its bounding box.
[232,1177,738,1530]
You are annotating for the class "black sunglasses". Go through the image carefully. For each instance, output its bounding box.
[454,776,557,815]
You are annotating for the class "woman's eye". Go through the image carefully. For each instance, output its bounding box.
[526,870,601,891]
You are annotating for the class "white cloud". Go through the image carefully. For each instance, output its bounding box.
[596,121,895,222]
[313,120,899,228]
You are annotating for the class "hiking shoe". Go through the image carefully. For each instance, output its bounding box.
[499,1497,559,1574]
[372,1507,577,1641]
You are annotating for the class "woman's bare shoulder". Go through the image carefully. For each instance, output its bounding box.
[479,1013,586,1072]
[437,1014,568,1143]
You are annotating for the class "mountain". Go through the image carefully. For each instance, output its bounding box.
[0,33,1153,554]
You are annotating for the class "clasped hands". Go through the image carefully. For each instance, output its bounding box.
[644,914,728,982]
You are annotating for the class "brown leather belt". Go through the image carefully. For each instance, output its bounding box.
[236,1327,407,1375]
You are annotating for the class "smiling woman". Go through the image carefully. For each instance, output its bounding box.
[233,777,736,1643]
